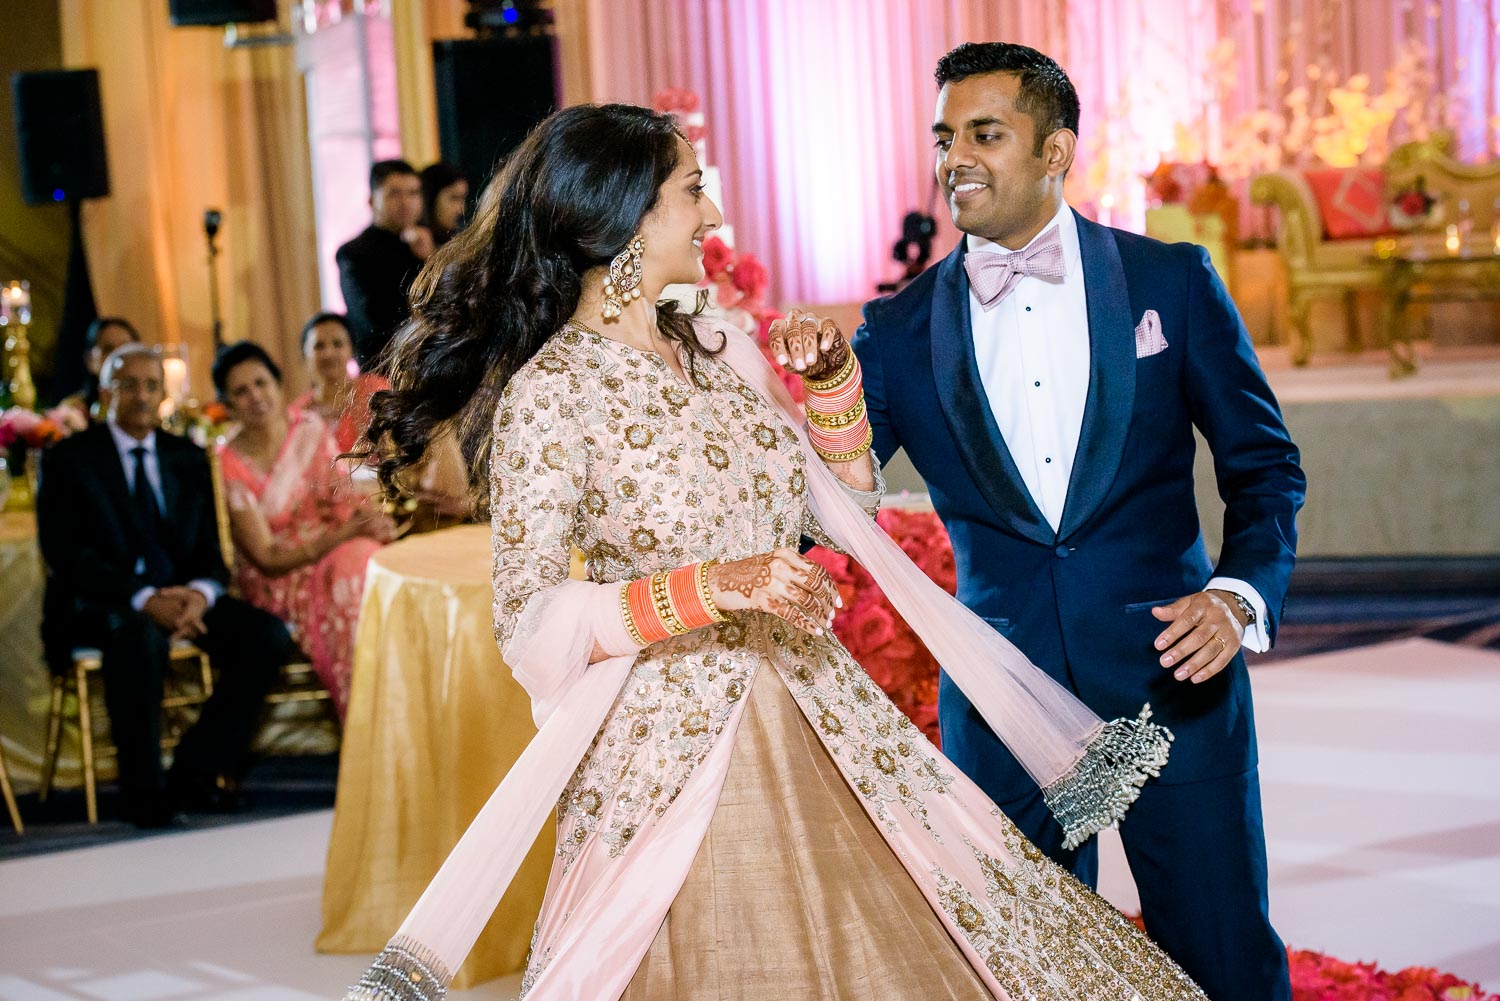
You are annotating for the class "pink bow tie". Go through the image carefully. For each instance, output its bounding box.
[964,226,1066,310]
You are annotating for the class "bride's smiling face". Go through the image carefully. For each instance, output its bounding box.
[636,135,723,291]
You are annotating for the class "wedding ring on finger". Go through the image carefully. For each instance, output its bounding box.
[1213,633,1228,655]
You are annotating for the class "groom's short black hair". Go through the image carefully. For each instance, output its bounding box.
[935,42,1080,156]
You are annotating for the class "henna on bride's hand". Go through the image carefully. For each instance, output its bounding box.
[801,333,848,382]
[767,597,822,635]
[715,554,775,599]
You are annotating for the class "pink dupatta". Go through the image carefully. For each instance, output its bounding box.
[345,325,1173,1000]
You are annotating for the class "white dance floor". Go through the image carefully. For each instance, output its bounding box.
[1,636,1497,999]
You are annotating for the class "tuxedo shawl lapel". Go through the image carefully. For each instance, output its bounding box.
[1058,212,1136,541]
[928,243,1054,546]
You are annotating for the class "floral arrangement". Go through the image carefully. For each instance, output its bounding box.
[1286,949,1497,1000]
[171,399,234,448]
[1076,31,1477,232]
[0,403,86,451]
[692,233,802,402]
[651,88,706,145]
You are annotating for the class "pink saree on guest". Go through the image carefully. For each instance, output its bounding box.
[218,409,380,717]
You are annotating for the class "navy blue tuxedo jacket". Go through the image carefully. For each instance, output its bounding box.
[852,212,1305,785]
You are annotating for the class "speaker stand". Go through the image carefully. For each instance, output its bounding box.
[205,225,224,351]
[52,199,99,402]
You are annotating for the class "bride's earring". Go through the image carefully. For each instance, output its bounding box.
[602,235,645,320]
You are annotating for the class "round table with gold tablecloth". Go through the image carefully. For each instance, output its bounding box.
[0,511,60,793]
[317,525,553,988]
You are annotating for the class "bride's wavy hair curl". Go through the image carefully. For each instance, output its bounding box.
[361,103,716,513]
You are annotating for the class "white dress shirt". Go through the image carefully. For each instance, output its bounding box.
[966,201,1271,652]
[107,420,222,615]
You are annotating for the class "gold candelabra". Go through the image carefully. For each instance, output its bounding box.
[1,281,36,411]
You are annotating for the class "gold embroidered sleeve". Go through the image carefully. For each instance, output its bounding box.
[489,366,588,652]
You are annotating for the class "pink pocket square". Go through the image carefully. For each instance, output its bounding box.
[1135,309,1168,358]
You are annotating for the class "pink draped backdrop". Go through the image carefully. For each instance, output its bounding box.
[567,0,1500,305]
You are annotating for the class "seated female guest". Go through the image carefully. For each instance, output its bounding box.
[213,341,396,717]
[294,310,472,525]
[290,312,389,454]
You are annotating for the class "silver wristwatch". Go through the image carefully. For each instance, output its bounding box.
[1225,592,1257,627]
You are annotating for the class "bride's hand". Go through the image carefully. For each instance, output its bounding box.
[706,548,842,636]
[768,309,848,382]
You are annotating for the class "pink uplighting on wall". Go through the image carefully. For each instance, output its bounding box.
[574,0,1499,306]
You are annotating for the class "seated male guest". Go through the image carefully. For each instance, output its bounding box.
[336,159,432,369]
[37,343,290,828]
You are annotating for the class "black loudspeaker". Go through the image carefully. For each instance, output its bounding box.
[432,36,558,191]
[168,0,278,27]
[11,69,110,206]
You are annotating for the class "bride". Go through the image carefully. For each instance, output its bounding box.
[350,103,1206,1001]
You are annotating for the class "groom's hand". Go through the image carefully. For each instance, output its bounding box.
[768,309,847,381]
[1151,591,1247,684]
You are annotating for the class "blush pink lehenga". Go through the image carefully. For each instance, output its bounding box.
[345,324,1205,1001]
[218,409,380,717]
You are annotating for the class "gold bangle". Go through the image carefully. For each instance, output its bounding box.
[807,396,866,429]
[650,571,690,636]
[696,559,728,623]
[620,581,648,646]
[812,425,874,463]
[802,350,856,391]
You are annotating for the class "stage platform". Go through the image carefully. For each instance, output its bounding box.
[0,636,1495,998]
[878,346,1500,560]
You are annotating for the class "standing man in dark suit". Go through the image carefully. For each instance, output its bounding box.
[37,343,290,828]
[336,159,434,369]
[838,42,1304,1001]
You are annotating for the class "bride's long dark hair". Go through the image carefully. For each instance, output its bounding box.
[363,103,715,512]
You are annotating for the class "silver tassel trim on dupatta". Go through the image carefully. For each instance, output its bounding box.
[1042,703,1174,850]
[343,937,452,1001]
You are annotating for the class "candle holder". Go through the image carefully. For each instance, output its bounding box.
[1,281,36,412]
[159,342,191,426]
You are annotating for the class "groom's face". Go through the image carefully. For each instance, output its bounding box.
[933,72,1057,246]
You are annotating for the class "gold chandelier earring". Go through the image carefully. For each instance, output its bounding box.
[602,235,645,320]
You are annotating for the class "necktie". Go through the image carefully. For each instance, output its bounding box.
[964,225,1067,310]
[130,445,174,586]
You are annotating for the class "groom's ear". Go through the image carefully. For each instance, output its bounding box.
[1042,128,1077,180]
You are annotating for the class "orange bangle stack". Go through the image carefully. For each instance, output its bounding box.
[804,352,872,463]
[620,560,726,646]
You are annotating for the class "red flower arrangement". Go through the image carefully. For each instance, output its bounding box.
[651,88,707,144]
[701,235,734,283]
[1286,949,1496,1001]
[651,87,700,115]
[730,252,770,302]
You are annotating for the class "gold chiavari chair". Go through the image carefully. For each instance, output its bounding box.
[38,631,214,825]
[1,740,22,834]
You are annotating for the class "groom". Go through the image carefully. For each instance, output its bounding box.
[848,42,1304,1000]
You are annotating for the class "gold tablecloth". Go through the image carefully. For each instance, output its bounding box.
[316,525,553,988]
[0,512,63,793]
